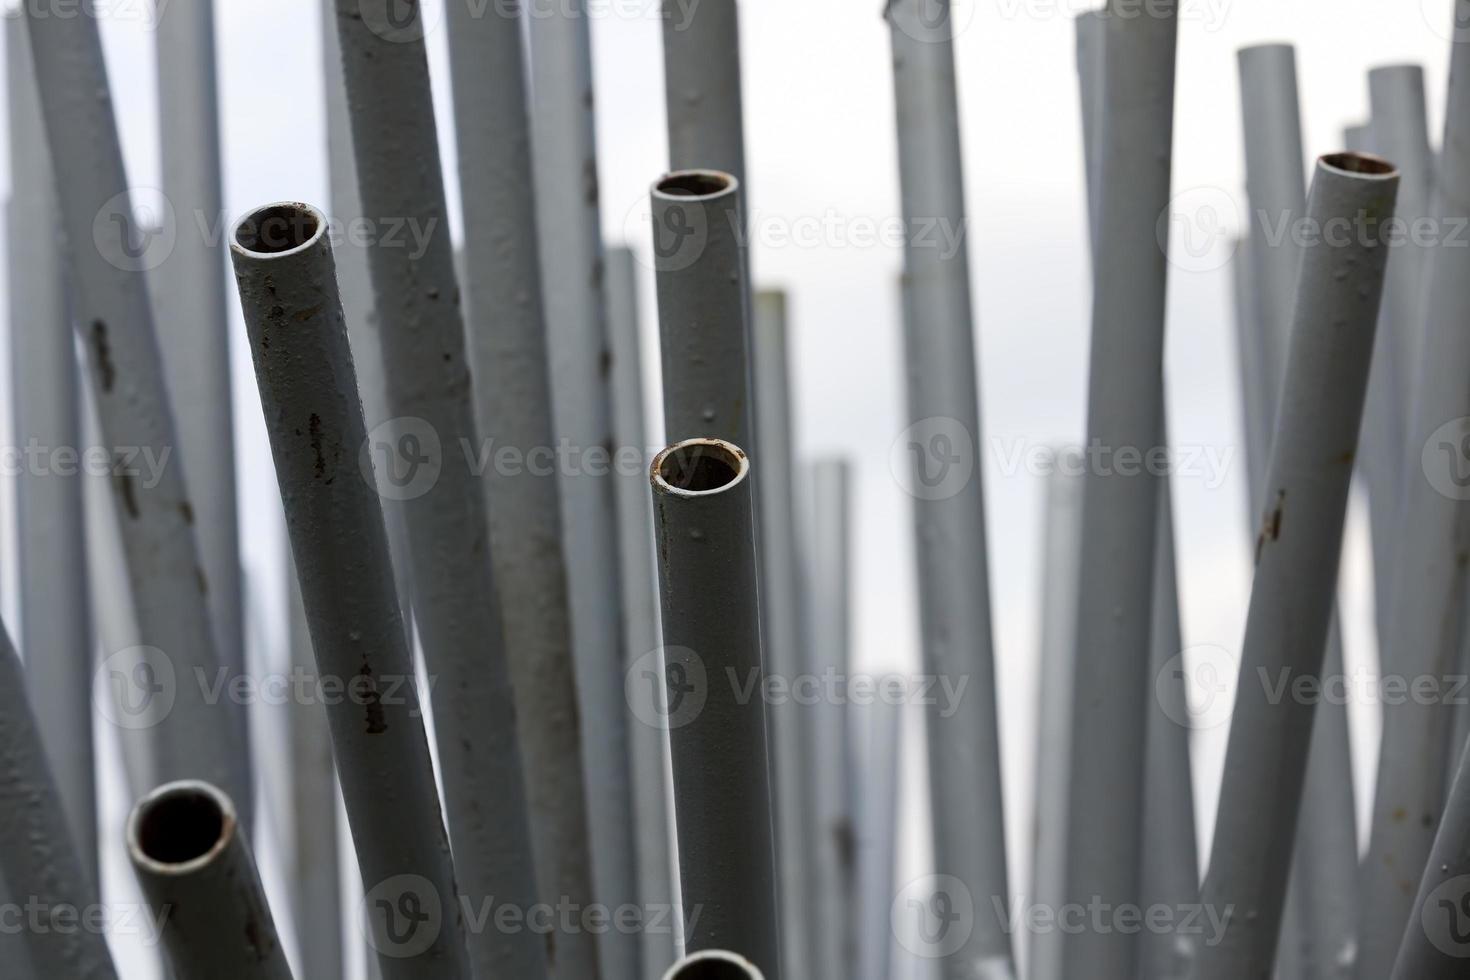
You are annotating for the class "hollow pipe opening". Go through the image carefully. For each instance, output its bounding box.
[653,439,749,496]
[663,951,764,980]
[1320,151,1398,177]
[655,170,736,200]
[233,202,325,256]
[128,780,236,872]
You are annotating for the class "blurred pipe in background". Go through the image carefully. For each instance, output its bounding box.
[1389,735,1470,978]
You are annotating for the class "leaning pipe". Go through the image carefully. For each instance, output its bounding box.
[1388,736,1470,977]
[127,780,293,979]
[1193,151,1399,980]
[663,950,765,980]
[24,0,247,806]
[1358,9,1470,974]
[332,6,553,974]
[651,439,780,979]
[230,201,472,979]
[0,621,117,979]
[885,5,1013,976]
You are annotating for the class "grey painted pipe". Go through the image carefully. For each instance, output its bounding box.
[652,170,752,448]
[1075,8,1106,253]
[127,780,293,979]
[24,0,247,806]
[885,5,1013,977]
[0,869,36,979]
[1358,11,1470,974]
[1193,152,1399,980]
[331,8,557,976]
[750,288,816,980]
[651,439,780,979]
[0,622,116,979]
[5,16,96,884]
[1059,7,1177,980]
[1029,466,1083,980]
[663,950,765,980]
[229,202,472,980]
[528,12,637,978]
[286,557,343,980]
[856,698,902,980]
[606,245,680,974]
[153,0,251,820]
[1388,736,1470,977]
[662,0,748,182]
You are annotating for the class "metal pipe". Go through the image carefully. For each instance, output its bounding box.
[663,950,765,980]
[286,557,343,980]
[5,14,96,884]
[1358,10,1470,973]
[229,201,472,979]
[331,7,556,975]
[606,245,680,974]
[153,0,250,822]
[662,0,748,182]
[0,621,117,979]
[1193,151,1400,980]
[1388,736,1470,977]
[651,438,780,978]
[0,870,36,979]
[1075,8,1106,253]
[750,288,815,980]
[127,780,293,979]
[1059,8,1177,980]
[884,6,1013,977]
[24,0,247,806]
[528,12,638,977]
[856,697,902,980]
[652,170,752,447]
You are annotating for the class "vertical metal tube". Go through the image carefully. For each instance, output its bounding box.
[884,5,1013,976]
[1194,152,1399,980]
[606,246,680,974]
[529,13,637,977]
[1358,10,1470,974]
[1059,7,1177,980]
[750,288,815,980]
[664,950,765,980]
[24,0,247,806]
[6,14,96,883]
[1075,8,1106,252]
[230,201,472,980]
[127,780,293,979]
[153,0,250,820]
[331,6,553,974]
[0,622,117,979]
[662,0,748,182]
[1388,736,1470,977]
[856,698,902,980]
[651,439,780,979]
[0,871,36,978]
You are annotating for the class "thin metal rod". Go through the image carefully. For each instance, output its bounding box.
[606,245,680,974]
[1060,7,1178,980]
[856,697,902,980]
[24,0,247,806]
[230,201,472,980]
[884,5,1013,976]
[0,621,117,978]
[663,950,766,980]
[332,7,555,974]
[750,288,815,980]
[6,14,96,884]
[153,0,250,821]
[1388,736,1470,977]
[1075,8,1105,254]
[1194,152,1399,980]
[127,780,293,979]
[651,439,780,979]
[1358,11,1470,974]
[529,11,638,977]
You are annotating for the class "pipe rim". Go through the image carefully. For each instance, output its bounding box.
[231,200,329,261]
[1317,151,1399,179]
[661,949,765,980]
[651,169,740,203]
[652,438,751,499]
[126,779,238,877]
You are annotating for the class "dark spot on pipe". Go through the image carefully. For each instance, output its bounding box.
[443,352,452,363]
[599,349,613,378]
[360,664,387,734]
[293,304,323,323]
[310,414,328,479]
[195,566,209,596]
[1254,490,1285,565]
[1392,807,1408,823]
[178,501,195,525]
[592,255,605,288]
[244,913,273,961]
[583,158,600,207]
[1424,812,1437,828]
[91,320,116,392]
[268,305,285,320]
[545,931,557,966]
[114,468,140,520]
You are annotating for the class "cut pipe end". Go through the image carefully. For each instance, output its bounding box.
[1318,151,1398,179]
[652,438,750,498]
[662,950,765,980]
[652,169,739,202]
[232,201,328,258]
[127,780,238,876]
